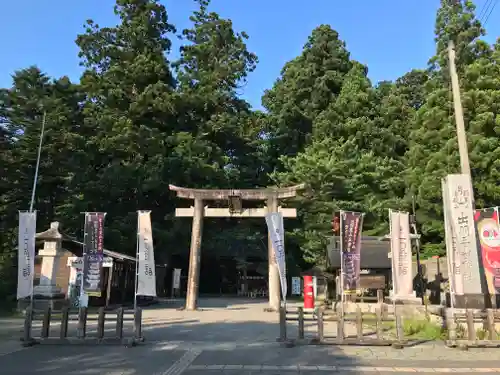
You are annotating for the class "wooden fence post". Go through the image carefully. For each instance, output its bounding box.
[395,309,404,342]
[134,307,144,342]
[486,309,495,340]
[337,305,344,341]
[97,307,106,339]
[392,307,405,349]
[375,308,382,340]
[377,289,384,304]
[356,307,363,340]
[60,306,69,339]
[279,306,287,341]
[116,307,124,339]
[466,310,475,341]
[22,307,33,344]
[297,307,304,340]
[317,309,324,342]
[41,306,51,339]
[447,311,457,345]
[77,307,87,339]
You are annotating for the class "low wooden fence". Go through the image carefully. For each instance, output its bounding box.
[446,309,500,349]
[333,289,385,305]
[22,306,143,347]
[279,305,406,348]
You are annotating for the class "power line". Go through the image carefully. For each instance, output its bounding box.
[477,0,493,22]
[483,0,498,26]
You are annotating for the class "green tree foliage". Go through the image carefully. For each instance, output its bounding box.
[262,25,353,168]
[273,62,409,263]
[0,67,84,304]
[172,0,267,257]
[173,0,260,188]
[407,0,500,256]
[70,0,178,252]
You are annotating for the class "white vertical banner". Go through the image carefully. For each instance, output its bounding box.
[173,268,181,289]
[265,212,287,301]
[136,211,157,297]
[17,211,36,300]
[389,210,413,297]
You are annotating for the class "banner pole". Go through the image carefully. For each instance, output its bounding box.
[29,112,46,213]
[339,210,345,307]
[29,211,35,312]
[79,213,88,308]
[389,210,397,316]
[134,211,140,311]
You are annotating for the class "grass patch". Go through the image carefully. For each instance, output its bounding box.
[403,318,445,340]
[364,316,445,340]
[0,308,20,318]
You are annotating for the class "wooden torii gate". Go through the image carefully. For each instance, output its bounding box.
[169,184,305,311]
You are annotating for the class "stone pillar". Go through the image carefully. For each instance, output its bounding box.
[186,198,204,310]
[388,211,421,305]
[442,174,486,309]
[33,222,66,310]
[267,195,280,312]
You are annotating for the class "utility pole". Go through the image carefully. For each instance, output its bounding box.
[447,40,472,176]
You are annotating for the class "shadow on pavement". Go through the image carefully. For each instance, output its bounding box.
[153,297,274,310]
[0,320,368,375]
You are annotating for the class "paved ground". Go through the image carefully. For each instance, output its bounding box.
[1,298,499,374]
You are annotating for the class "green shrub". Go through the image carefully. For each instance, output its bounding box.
[403,318,444,340]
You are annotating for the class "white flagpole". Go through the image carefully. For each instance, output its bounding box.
[29,112,46,213]
[24,111,45,312]
[389,210,397,317]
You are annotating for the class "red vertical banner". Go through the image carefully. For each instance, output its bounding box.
[474,207,500,296]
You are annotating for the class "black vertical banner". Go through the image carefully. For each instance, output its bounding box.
[340,211,364,295]
[83,212,106,296]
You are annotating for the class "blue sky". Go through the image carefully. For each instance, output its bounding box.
[0,0,498,110]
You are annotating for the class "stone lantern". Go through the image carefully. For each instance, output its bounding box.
[33,222,67,310]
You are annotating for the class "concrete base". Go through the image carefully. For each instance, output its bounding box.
[450,293,495,309]
[33,295,68,311]
[387,295,422,305]
[17,294,68,312]
[33,284,62,297]
[30,337,141,346]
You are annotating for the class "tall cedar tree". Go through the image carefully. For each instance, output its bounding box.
[406,0,500,256]
[0,67,84,303]
[273,62,408,264]
[262,25,352,170]
[173,0,268,262]
[73,0,177,254]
